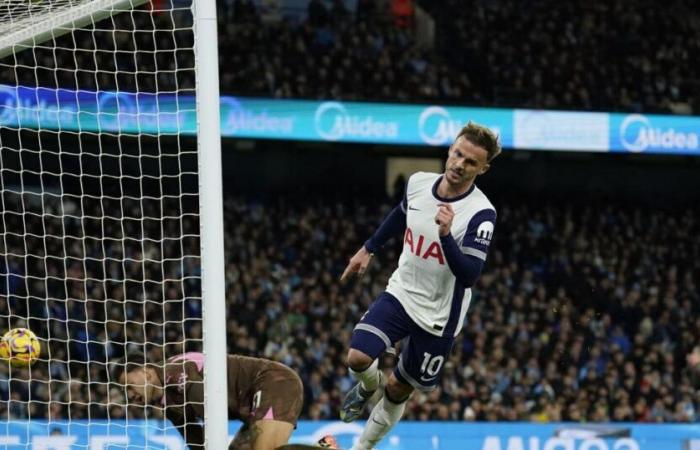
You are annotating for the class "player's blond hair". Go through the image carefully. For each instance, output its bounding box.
[456,122,502,162]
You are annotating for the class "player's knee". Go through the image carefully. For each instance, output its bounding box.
[346,349,373,371]
[385,373,413,403]
[250,420,294,450]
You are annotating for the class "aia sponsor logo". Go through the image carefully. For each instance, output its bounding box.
[404,228,444,264]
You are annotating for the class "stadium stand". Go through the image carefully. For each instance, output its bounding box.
[2,194,698,422]
[2,0,697,112]
[1,0,699,428]
[217,0,699,113]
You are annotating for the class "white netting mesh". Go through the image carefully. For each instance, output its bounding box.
[0,0,150,59]
[0,0,96,32]
[0,0,204,446]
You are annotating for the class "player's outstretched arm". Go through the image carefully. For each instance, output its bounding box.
[363,203,407,255]
[166,405,205,450]
[165,361,206,450]
[340,246,374,282]
[341,200,407,282]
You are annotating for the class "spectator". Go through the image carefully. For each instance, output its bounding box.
[2,0,697,113]
[391,0,414,28]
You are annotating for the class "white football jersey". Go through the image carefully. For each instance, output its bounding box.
[386,172,496,337]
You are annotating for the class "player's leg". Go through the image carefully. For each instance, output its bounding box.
[342,292,410,422]
[231,363,304,450]
[343,350,382,423]
[276,446,319,450]
[352,330,455,450]
[275,435,339,449]
[351,374,412,450]
[251,420,295,450]
[229,421,294,450]
[229,423,255,450]
[231,423,337,450]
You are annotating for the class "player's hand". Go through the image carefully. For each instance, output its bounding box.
[340,246,374,282]
[435,203,454,236]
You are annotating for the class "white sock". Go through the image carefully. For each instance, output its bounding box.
[351,395,407,450]
[349,359,380,393]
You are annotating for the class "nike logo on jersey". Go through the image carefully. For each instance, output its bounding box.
[408,205,420,211]
[404,227,445,265]
[420,374,438,382]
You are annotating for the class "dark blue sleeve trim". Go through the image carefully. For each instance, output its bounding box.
[364,204,407,253]
[439,233,484,287]
[461,208,497,255]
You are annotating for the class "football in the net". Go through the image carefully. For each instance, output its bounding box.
[0,328,41,367]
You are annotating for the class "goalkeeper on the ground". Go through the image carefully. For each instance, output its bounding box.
[113,351,338,450]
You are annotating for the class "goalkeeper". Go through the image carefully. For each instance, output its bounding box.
[113,351,338,450]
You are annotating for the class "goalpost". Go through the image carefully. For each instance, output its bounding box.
[0,0,228,447]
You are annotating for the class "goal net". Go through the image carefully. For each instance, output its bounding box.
[0,0,226,447]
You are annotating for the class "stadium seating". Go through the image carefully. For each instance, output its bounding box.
[2,195,697,423]
[1,0,699,425]
[217,0,698,113]
[2,0,696,113]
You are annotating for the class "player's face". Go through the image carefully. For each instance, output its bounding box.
[445,136,490,186]
[120,369,155,405]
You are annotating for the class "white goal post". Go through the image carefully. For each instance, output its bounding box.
[193,0,229,447]
[0,0,228,447]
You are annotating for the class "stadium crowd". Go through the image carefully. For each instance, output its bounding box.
[0,188,202,421]
[223,195,700,423]
[1,0,698,114]
[1,0,699,427]
[217,0,699,113]
[2,191,698,424]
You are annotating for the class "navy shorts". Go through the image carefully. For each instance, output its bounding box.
[350,292,455,392]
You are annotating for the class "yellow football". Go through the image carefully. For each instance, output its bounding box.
[0,328,41,367]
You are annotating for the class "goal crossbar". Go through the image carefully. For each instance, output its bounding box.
[0,0,150,59]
